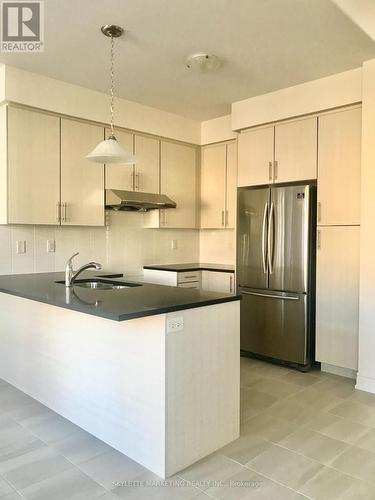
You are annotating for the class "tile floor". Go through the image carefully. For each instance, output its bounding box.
[1,358,375,499]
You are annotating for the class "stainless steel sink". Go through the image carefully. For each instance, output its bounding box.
[76,281,129,290]
[55,279,141,290]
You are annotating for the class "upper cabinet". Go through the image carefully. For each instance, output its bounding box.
[105,129,134,191]
[0,106,105,226]
[61,119,105,226]
[200,141,237,229]
[238,126,274,187]
[159,141,198,228]
[105,131,160,194]
[317,107,361,226]
[5,106,60,225]
[238,117,317,187]
[274,117,317,183]
[144,140,198,228]
[134,134,160,193]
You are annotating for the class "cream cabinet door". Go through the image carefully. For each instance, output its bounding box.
[200,144,226,228]
[275,117,317,183]
[316,226,360,371]
[226,141,237,228]
[7,107,60,225]
[201,271,235,294]
[105,129,134,191]
[318,108,361,226]
[238,126,274,187]
[160,141,198,229]
[61,119,105,226]
[134,134,159,193]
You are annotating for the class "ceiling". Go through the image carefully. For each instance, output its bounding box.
[1,0,375,121]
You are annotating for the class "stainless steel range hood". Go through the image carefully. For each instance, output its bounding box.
[105,189,177,211]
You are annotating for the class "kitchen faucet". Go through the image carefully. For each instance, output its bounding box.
[65,252,102,287]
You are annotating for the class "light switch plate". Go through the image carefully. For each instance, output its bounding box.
[171,239,178,250]
[16,240,26,254]
[167,316,184,333]
[47,240,56,253]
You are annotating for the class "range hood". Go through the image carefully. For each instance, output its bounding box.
[105,189,177,211]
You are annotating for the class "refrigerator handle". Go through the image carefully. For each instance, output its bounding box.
[262,202,268,274]
[268,201,274,274]
[241,290,300,301]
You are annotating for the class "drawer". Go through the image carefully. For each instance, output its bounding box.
[178,281,200,289]
[177,271,201,283]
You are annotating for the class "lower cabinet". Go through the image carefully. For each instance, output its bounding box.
[201,271,235,294]
[316,226,360,371]
[142,269,235,294]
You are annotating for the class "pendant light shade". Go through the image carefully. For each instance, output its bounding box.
[86,137,136,164]
[86,24,136,165]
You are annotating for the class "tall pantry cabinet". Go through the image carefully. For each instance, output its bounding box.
[316,106,361,373]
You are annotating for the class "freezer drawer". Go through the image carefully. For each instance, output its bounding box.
[240,288,308,365]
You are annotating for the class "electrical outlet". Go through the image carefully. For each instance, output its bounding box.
[167,316,184,333]
[171,239,178,250]
[47,240,56,253]
[16,240,26,254]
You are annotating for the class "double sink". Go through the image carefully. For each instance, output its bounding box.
[56,279,142,290]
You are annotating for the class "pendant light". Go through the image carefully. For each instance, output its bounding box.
[86,24,136,164]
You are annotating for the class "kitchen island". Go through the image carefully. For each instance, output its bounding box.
[0,272,240,478]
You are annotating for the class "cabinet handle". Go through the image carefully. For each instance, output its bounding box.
[268,161,273,181]
[221,210,225,227]
[135,173,140,190]
[274,160,278,180]
[160,209,167,227]
[61,202,67,223]
[131,171,135,190]
[317,230,321,250]
[56,202,61,223]
[225,210,229,227]
[317,202,322,223]
[229,275,234,293]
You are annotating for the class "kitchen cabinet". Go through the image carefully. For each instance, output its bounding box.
[134,134,160,193]
[238,126,274,187]
[316,226,360,371]
[143,269,201,288]
[61,118,105,226]
[274,117,317,183]
[2,106,60,225]
[105,131,160,194]
[105,129,134,191]
[200,140,236,229]
[144,141,198,228]
[201,271,235,294]
[317,107,361,226]
[237,117,317,187]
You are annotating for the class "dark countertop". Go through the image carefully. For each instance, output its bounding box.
[0,271,240,322]
[143,263,235,273]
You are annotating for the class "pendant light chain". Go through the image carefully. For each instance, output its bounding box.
[110,34,115,138]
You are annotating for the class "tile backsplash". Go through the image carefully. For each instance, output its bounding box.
[0,213,237,276]
[0,211,200,276]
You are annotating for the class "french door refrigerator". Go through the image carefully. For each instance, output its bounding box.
[237,184,316,370]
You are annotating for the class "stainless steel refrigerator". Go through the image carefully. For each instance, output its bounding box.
[237,184,316,370]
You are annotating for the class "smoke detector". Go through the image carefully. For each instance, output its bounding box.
[185,53,222,73]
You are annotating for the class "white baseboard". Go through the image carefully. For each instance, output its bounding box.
[320,363,357,380]
[355,374,375,394]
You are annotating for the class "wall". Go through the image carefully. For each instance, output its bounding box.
[199,230,236,265]
[201,114,237,145]
[356,59,375,393]
[232,67,362,130]
[1,65,201,144]
[0,212,199,277]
